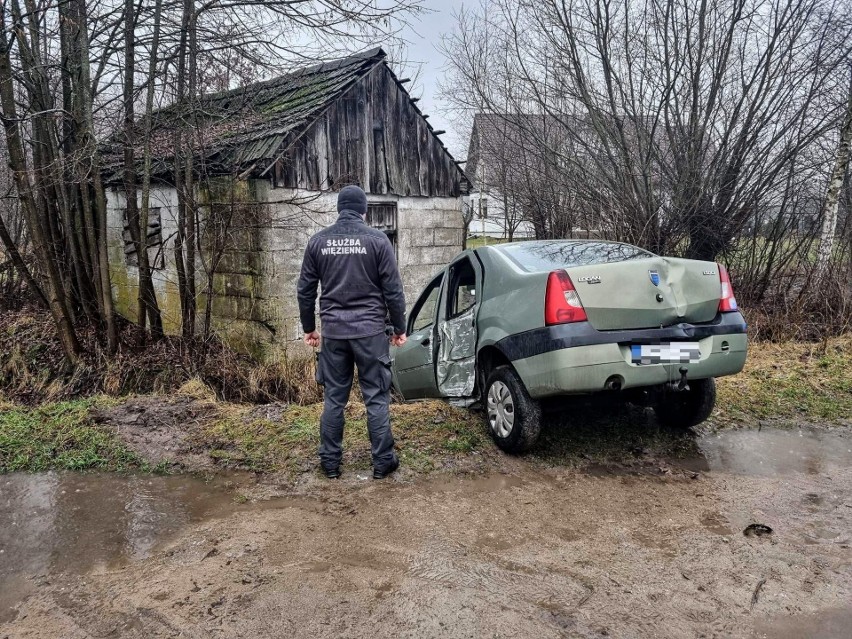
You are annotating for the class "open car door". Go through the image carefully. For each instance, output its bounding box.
[391,272,444,400]
[436,254,482,397]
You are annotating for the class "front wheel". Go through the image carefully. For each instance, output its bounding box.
[484,366,542,453]
[654,377,716,429]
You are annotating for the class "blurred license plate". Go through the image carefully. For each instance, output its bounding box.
[631,343,700,365]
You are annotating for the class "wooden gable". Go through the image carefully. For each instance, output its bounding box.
[273,63,466,198]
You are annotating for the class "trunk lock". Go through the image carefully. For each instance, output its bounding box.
[655,293,664,303]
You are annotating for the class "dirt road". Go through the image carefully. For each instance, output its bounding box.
[2,426,851,638]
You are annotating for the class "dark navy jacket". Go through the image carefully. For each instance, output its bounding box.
[297,209,407,339]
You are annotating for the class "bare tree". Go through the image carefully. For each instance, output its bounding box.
[815,65,852,279]
[123,0,164,341]
[442,0,852,263]
[0,5,82,363]
[0,184,47,307]
[0,0,422,364]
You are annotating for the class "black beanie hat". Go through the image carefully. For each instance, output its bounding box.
[337,185,368,215]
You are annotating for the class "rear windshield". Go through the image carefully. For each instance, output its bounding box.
[497,241,654,272]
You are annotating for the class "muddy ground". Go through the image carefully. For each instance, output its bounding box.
[2,422,851,639]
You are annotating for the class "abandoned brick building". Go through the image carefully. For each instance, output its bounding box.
[102,48,469,356]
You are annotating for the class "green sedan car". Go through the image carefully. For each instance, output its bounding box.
[391,240,748,452]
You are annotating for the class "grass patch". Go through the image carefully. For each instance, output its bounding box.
[0,397,142,472]
[716,337,852,422]
[202,404,324,472]
[2,339,848,477]
[197,400,486,473]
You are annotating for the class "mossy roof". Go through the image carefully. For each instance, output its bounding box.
[102,48,387,182]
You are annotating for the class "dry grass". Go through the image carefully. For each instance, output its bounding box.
[0,305,322,405]
[2,335,849,474]
[716,336,852,422]
[741,276,852,342]
[175,377,220,402]
[2,302,851,474]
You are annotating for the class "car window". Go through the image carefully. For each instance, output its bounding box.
[498,241,654,272]
[449,258,477,318]
[410,275,443,333]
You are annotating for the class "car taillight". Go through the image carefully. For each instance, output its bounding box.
[718,263,738,312]
[545,270,587,325]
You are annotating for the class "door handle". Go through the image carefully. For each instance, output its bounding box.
[420,337,430,347]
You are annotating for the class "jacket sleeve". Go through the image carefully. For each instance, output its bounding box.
[377,237,407,335]
[296,241,320,333]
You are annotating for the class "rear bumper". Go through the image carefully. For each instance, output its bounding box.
[502,313,747,398]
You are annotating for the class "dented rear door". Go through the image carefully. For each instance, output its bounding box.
[436,254,482,397]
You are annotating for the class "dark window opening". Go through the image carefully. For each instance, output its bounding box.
[367,202,398,255]
[478,197,488,219]
[448,258,477,318]
[122,207,165,269]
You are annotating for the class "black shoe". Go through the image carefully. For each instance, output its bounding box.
[323,467,341,479]
[372,458,399,480]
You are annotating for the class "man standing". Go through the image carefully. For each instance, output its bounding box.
[297,185,407,480]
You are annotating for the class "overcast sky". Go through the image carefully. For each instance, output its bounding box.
[398,0,468,161]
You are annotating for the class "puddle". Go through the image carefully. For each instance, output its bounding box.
[0,471,523,584]
[2,426,850,628]
[420,472,526,495]
[696,428,852,476]
[0,472,268,583]
[754,608,852,638]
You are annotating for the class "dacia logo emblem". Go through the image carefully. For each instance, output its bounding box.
[649,270,660,286]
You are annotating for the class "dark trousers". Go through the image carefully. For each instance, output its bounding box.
[317,333,397,472]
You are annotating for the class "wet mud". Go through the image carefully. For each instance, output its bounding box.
[2,425,851,638]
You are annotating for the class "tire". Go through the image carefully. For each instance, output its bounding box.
[484,365,542,453]
[654,377,716,429]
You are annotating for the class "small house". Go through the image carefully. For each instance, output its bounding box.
[102,48,469,356]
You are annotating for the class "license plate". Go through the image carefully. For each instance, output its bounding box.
[631,342,700,365]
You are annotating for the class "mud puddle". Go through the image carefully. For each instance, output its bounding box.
[0,473,265,579]
[0,471,313,621]
[2,426,851,638]
[695,427,852,475]
[755,607,852,639]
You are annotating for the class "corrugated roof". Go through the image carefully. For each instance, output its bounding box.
[102,48,387,181]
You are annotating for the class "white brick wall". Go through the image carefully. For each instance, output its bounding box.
[106,182,464,357]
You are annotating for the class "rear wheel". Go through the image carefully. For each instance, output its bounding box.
[484,366,542,453]
[654,377,716,429]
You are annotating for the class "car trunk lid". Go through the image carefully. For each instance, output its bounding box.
[565,257,721,330]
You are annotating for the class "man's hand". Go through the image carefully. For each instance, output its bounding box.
[304,331,321,348]
[390,333,407,347]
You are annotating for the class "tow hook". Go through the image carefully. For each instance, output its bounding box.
[668,367,690,392]
[677,367,690,391]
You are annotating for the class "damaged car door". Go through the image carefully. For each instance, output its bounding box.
[391,272,444,399]
[435,255,482,397]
